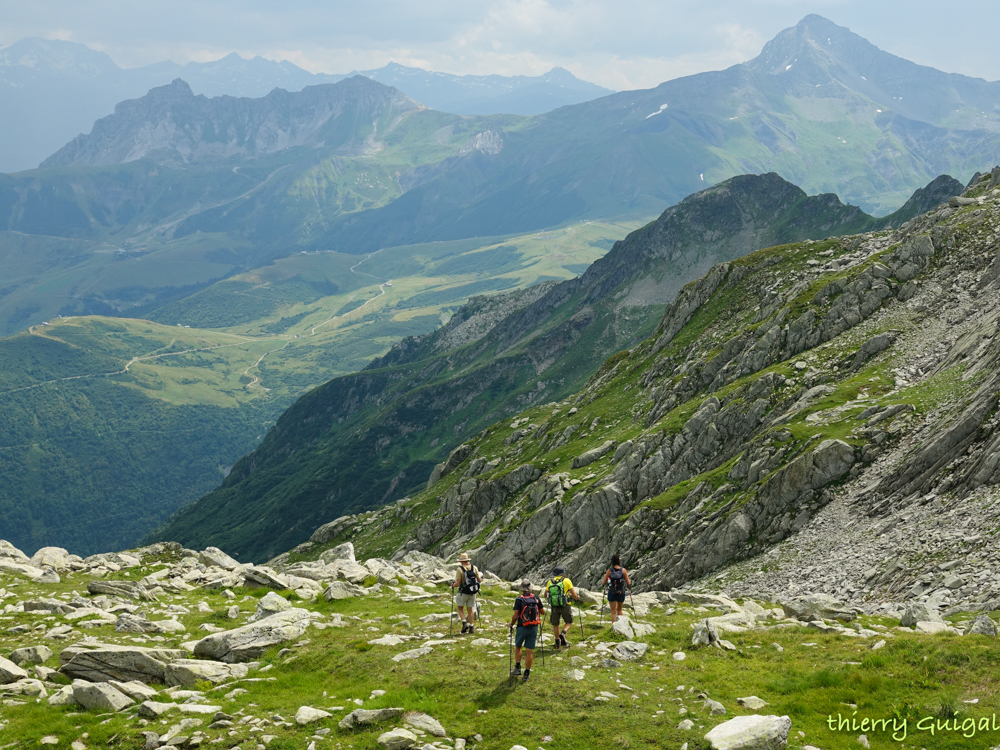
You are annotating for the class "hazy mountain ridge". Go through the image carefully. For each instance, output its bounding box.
[0,37,611,173]
[145,172,959,561]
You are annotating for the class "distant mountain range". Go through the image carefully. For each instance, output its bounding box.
[0,37,613,172]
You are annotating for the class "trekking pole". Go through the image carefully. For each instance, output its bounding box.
[578,599,585,642]
[628,587,639,623]
[449,588,455,637]
[539,627,545,668]
[476,600,483,630]
[508,628,513,687]
[599,585,607,626]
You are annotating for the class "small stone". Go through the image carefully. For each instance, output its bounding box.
[704,715,791,750]
[40,737,59,746]
[392,647,433,662]
[857,735,870,748]
[564,669,586,681]
[705,699,726,716]
[611,641,648,662]
[737,696,769,710]
[673,651,686,661]
[678,720,694,730]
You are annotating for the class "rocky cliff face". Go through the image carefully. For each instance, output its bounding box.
[151,173,899,561]
[41,76,419,168]
[318,167,1000,609]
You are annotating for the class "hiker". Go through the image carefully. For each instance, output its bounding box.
[509,579,544,682]
[544,565,580,649]
[451,552,481,634]
[601,554,631,624]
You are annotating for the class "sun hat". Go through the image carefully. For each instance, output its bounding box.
[458,552,471,562]
[520,579,532,592]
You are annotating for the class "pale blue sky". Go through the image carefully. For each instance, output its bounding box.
[1,0,998,90]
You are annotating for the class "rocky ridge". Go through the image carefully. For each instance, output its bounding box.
[309,166,1000,620]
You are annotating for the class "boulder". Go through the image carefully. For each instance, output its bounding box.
[323,581,364,601]
[611,641,648,662]
[47,684,79,706]
[0,558,43,580]
[738,697,770,710]
[915,621,959,635]
[87,580,156,601]
[72,681,135,712]
[115,613,164,634]
[242,565,289,590]
[199,547,239,571]
[38,568,61,584]
[250,591,292,623]
[900,603,943,627]
[0,540,29,561]
[378,728,418,750]
[310,518,356,546]
[60,643,185,684]
[193,608,311,663]
[0,655,29,684]
[572,440,617,469]
[780,594,855,623]
[164,659,249,686]
[30,547,71,571]
[10,645,53,666]
[108,680,159,701]
[705,699,727,716]
[338,707,405,730]
[692,619,720,647]
[965,614,998,637]
[611,618,635,639]
[295,705,333,725]
[318,541,356,563]
[704,715,792,750]
[405,712,447,736]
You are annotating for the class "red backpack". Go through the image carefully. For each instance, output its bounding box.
[518,594,541,626]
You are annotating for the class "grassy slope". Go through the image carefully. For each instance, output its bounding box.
[0,562,997,749]
[0,219,640,557]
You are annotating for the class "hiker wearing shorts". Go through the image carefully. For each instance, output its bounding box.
[544,565,580,649]
[509,579,544,682]
[602,554,631,624]
[452,552,481,635]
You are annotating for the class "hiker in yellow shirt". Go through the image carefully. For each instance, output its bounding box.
[544,566,580,649]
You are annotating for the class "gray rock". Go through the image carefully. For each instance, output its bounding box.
[338,707,405,730]
[242,565,289,589]
[965,615,998,637]
[194,608,312,663]
[30,547,71,571]
[250,591,292,623]
[780,594,855,623]
[612,641,648,662]
[38,568,60,584]
[392,647,433,662]
[47,684,79,706]
[73,681,135,712]
[87,580,156,601]
[378,728,418,750]
[564,669,586,681]
[738,696,770,710]
[318,542,356,564]
[599,658,622,668]
[0,539,29,561]
[900,603,943,627]
[164,659,249,686]
[9,645,53,666]
[115,613,164,634]
[692,619,720,647]
[199,547,239,571]
[309,517,356,545]
[296,705,333,725]
[572,440,617,469]
[405,712,447,736]
[611,618,634,639]
[323,580,364,601]
[60,643,185,684]
[705,699,727,716]
[704,714,792,750]
[0,655,29,684]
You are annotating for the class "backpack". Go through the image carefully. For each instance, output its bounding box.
[546,576,568,607]
[518,594,541,626]
[608,567,626,595]
[459,565,480,595]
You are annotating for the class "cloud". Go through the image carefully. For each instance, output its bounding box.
[0,0,997,89]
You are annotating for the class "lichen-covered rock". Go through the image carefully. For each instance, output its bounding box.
[338,707,405,730]
[164,659,249,686]
[60,644,185,685]
[965,614,999,637]
[780,594,855,623]
[704,714,791,750]
[0,655,29,684]
[193,608,311,662]
[72,682,135,712]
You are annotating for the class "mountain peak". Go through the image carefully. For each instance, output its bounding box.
[0,37,119,76]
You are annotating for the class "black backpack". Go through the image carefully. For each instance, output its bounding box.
[518,594,541,626]
[459,565,480,595]
[608,567,626,595]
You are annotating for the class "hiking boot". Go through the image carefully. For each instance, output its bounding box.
[468,624,475,634]
[559,633,568,648]
[552,641,560,651]
[522,668,530,682]
[512,664,522,676]
[460,623,469,634]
